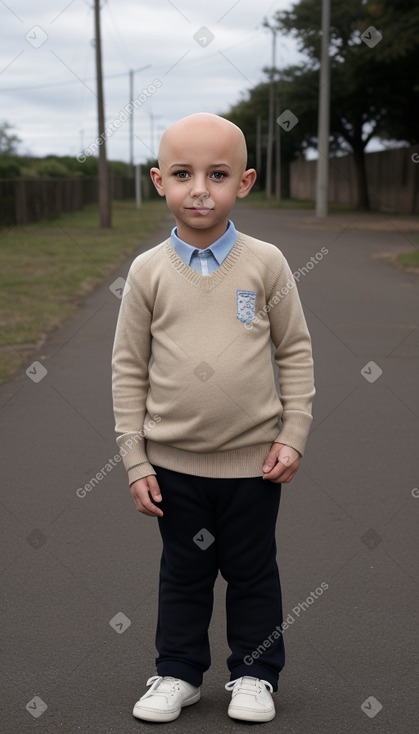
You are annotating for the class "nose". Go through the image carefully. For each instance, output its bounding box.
[189,175,209,198]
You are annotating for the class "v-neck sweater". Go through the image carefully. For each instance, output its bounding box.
[112,232,315,484]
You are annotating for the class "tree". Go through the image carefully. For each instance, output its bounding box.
[0,122,21,155]
[223,71,330,198]
[272,0,419,209]
[223,77,308,197]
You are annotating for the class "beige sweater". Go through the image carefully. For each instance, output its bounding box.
[112,232,315,484]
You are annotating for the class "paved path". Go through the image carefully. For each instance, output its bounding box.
[1,207,418,733]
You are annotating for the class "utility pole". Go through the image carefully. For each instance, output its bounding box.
[263,20,277,200]
[316,0,331,218]
[135,164,142,209]
[275,99,281,203]
[129,69,134,178]
[148,110,162,157]
[128,65,151,177]
[256,115,262,173]
[94,0,111,228]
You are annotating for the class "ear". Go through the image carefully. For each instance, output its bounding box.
[150,167,165,197]
[237,168,257,199]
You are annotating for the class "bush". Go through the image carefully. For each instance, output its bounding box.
[0,156,22,177]
[0,154,131,179]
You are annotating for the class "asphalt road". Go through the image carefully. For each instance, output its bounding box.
[1,205,418,733]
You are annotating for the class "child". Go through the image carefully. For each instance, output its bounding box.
[112,113,315,723]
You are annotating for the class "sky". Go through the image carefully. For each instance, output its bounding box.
[0,0,302,164]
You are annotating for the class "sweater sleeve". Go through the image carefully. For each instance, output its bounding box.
[111,261,155,484]
[267,254,315,455]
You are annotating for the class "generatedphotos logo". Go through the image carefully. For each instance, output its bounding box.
[244,582,329,666]
[243,246,329,331]
[77,79,162,163]
[76,415,161,498]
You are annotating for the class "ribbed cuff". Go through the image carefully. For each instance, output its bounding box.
[273,410,313,456]
[128,461,156,486]
[116,431,148,469]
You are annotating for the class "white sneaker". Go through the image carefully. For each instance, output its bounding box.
[225,676,275,722]
[132,675,200,722]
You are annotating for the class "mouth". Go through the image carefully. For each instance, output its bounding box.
[188,193,215,215]
[186,207,214,216]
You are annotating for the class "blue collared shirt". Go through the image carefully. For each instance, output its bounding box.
[170,220,237,275]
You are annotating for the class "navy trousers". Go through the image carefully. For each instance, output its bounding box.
[152,465,285,691]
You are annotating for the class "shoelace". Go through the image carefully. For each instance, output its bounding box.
[225,677,274,694]
[142,676,181,700]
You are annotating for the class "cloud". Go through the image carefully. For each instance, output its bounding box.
[0,0,297,160]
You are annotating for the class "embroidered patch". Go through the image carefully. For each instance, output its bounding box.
[236,290,256,323]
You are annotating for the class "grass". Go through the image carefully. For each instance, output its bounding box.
[394,233,419,270]
[243,192,419,270]
[240,190,359,212]
[238,191,315,209]
[0,198,167,383]
[1,195,417,384]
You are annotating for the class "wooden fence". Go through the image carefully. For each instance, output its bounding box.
[290,145,419,214]
[0,176,135,227]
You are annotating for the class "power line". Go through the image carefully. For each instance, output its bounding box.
[2,29,264,94]
[104,0,132,70]
[0,69,141,93]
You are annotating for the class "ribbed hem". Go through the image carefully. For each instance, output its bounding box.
[146,440,274,478]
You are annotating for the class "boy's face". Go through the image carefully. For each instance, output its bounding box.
[150,114,256,247]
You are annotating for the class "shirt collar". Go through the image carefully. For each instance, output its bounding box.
[170,220,237,266]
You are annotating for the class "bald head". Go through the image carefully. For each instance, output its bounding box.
[157,113,248,174]
[150,112,257,236]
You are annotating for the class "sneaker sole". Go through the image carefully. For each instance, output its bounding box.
[228,704,275,722]
[133,691,201,722]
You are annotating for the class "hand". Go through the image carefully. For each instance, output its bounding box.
[130,475,163,517]
[262,442,301,484]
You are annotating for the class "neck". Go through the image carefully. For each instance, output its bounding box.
[176,220,229,249]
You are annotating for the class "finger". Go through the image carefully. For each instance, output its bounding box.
[143,505,163,517]
[263,460,296,483]
[280,469,296,484]
[281,474,294,484]
[131,484,163,517]
[138,497,163,517]
[276,446,300,467]
[263,466,288,483]
[141,491,164,516]
[262,446,281,473]
[277,464,299,483]
[147,476,162,503]
[264,469,293,484]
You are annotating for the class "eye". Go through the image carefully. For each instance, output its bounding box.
[174,170,190,180]
[211,171,227,181]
